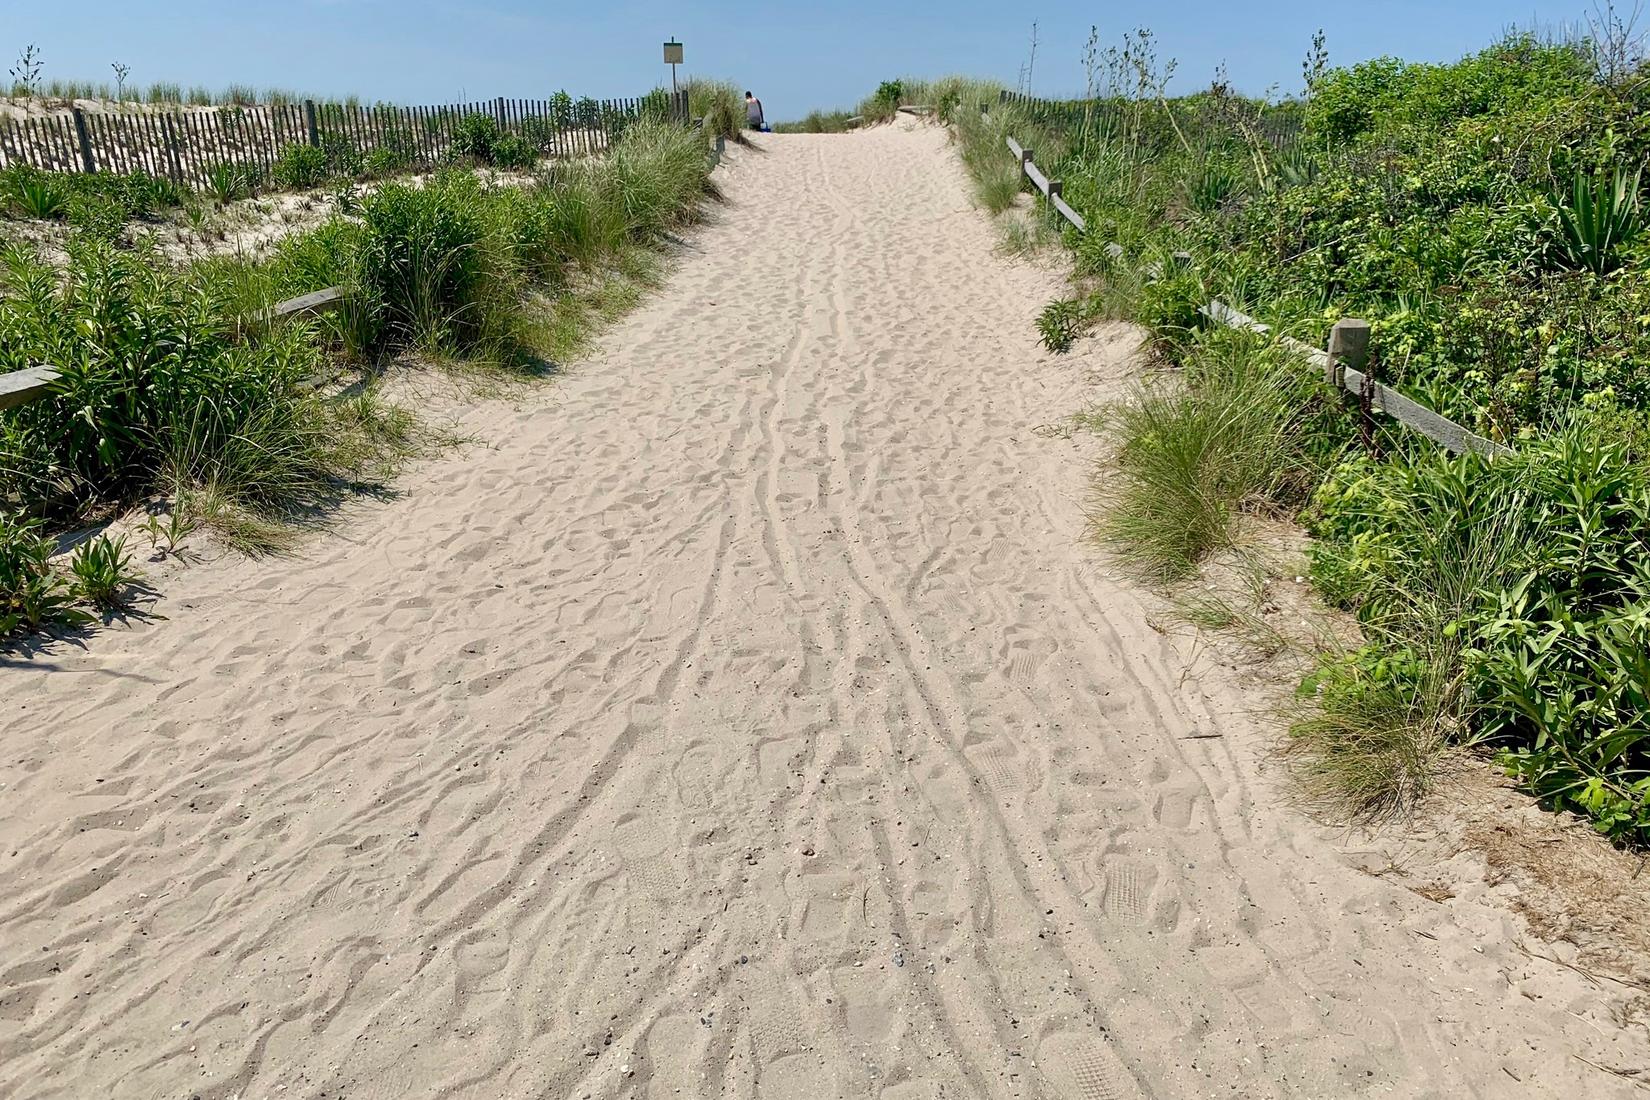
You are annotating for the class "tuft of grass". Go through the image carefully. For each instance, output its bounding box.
[996,213,1056,257]
[686,79,744,141]
[67,533,139,610]
[974,160,1023,214]
[1100,335,1320,581]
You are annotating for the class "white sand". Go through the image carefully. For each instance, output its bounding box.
[1,121,1642,1098]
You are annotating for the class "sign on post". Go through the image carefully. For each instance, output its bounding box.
[663,38,684,106]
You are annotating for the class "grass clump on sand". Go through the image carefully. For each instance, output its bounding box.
[1100,329,1326,582]
[686,79,745,141]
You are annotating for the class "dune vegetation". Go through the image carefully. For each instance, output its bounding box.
[1,114,720,622]
[855,31,1650,844]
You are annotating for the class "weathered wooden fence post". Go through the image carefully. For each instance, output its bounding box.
[304,99,320,147]
[1019,147,1033,175]
[1326,317,1370,390]
[494,96,508,130]
[1328,318,1376,451]
[70,107,97,173]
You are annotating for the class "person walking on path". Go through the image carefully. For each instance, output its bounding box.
[745,90,766,131]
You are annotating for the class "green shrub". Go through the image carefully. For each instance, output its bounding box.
[273,142,330,190]
[1551,163,1643,274]
[0,515,87,636]
[355,171,504,352]
[206,161,258,204]
[8,172,67,219]
[66,193,127,243]
[1036,299,1082,353]
[491,134,539,170]
[0,240,383,536]
[451,113,500,162]
[1309,426,1650,842]
[363,145,411,177]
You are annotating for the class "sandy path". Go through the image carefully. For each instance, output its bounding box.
[2,123,1641,1099]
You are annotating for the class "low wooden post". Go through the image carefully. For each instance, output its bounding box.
[1048,178,1063,199]
[1019,147,1033,176]
[70,108,97,173]
[1326,318,1371,389]
[304,99,320,147]
[1328,318,1376,452]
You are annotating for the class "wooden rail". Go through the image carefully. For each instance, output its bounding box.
[997,123,1506,457]
[0,286,346,412]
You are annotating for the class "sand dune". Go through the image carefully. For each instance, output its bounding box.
[1,120,1642,1098]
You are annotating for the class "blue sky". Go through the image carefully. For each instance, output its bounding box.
[6,2,1605,120]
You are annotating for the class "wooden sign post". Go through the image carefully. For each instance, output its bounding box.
[663,40,683,98]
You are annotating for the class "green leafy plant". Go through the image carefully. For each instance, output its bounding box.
[9,173,67,219]
[1182,157,1245,213]
[206,161,256,205]
[272,142,329,190]
[1551,163,1643,274]
[0,515,88,636]
[363,145,410,177]
[327,178,362,215]
[1036,298,1083,352]
[451,113,501,162]
[137,509,195,557]
[68,533,138,609]
[66,193,127,242]
[491,134,539,171]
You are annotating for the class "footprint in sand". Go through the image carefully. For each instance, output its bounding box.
[1099,858,1157,924]
[1036,1030,1144,1100]
[614,812,687,902]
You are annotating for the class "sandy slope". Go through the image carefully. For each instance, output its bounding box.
[1,122,1642,1099]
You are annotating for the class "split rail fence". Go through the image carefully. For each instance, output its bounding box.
[0,289,345,412]
[0,90,690,191]
[994,116,1507,457]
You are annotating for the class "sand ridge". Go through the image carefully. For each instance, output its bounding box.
[1,120,1643,1098]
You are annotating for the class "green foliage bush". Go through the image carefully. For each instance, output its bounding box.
[67,533,138,609]
[273,142,329,190]
[0,239,369,528]
[1,164,187,224]
[491,134,539,170]
[1309,426,1650,842]
[451,113,501,162]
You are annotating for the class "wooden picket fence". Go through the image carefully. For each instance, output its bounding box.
[995,119,1508,458]
[0,90,689,190]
